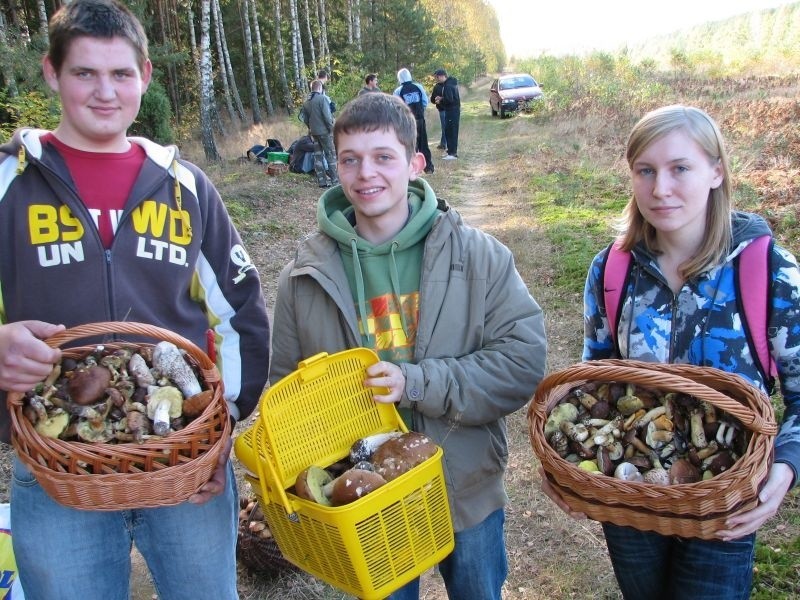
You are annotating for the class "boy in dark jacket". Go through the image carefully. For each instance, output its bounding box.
[0,1,270,598]
[271,92,547,599]
[433,69,461,159]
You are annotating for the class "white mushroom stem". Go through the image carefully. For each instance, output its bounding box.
[153,342,202,397]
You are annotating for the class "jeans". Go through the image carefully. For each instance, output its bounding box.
[443,108,460,157]
[11,456,240,600]
[388,508,507,600]
[602,523,755,600]
[438,110,447,148]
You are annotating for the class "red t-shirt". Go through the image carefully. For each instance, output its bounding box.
[43,134,147,248]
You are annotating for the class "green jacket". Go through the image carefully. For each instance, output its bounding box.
[270,182,547,530]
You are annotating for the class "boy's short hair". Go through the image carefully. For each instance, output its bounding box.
[310,79,323,93]
[334,94,417,160]
[47,0,149,74]
[365,73,377,85]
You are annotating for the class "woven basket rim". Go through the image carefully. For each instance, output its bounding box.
[7,321,230,509]
[528,360,775,524]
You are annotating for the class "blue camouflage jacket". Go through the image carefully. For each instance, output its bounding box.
[583,211,800,484]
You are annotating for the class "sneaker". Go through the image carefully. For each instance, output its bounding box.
[442,155,457,161]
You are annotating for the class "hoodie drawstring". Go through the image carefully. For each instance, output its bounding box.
[17,145,26,174]
[350,237,371,344]
[172,159,192,242]
[389,242,410,336]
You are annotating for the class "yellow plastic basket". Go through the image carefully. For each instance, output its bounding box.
[234,349,454,599]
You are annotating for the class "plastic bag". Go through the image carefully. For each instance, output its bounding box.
[0,504,25,599]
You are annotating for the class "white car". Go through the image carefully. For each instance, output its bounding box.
[489,73,544,118]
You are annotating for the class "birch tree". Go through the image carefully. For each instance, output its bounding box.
[0,13,18,97]
[212,0,239,125]
[287,0,306,92]
[240,0,262,124]
[250,0,274,115]
[301,0,316,70]
[36,0,48,45]
[198,0,221,161]
[273,0,294,113]
[215,0,246,122]
[316,0,330,69]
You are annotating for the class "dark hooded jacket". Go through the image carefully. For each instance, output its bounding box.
[0,129,270,440]
[584,211,800,483]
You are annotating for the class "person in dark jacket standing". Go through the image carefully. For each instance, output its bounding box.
[433,68,460,160]
[301,79,339,188]
[394,68,433,174]
[271,92,547,600]
[0,1,270,598]
[430,74,447,151]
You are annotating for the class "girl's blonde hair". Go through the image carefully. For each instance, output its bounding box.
[618,105,732,279]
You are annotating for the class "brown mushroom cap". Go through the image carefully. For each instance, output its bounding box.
[295,465,333,506]
[329,468,387,505]
[373,432,438,481]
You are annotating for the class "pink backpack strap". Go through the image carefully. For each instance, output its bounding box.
[602,242,632,350]
[738,235,777,380]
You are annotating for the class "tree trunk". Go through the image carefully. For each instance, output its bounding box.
[288,0,306,93]
[212,0,239,126]
[240,0,262,124]
[215,0,246,122]
[36,0,48,45]
[353,0,361,51]
[317,0,329,70]
[250,0,274,115]
[273,0,294,113]
[0,13,18,97]
[199,0,221,161]
[301,0,316,70]
[346,0,353,45]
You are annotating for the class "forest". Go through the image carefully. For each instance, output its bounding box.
[0,0,504,158]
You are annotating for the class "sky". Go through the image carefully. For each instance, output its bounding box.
[488,0,797,58]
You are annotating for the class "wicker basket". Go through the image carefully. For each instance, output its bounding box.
[7,322,230,511]
[528,359,777,539]
[236,498,296,577]
[265,162,289,176]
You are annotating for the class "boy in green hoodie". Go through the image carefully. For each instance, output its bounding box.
[270,92,547,600]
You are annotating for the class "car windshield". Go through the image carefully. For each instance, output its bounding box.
[499,75,536,90]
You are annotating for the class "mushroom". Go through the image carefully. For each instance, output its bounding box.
[614,462,644,482]
[128,352,156,387]
[669,458,701,484]
[152,341,202,398]
[295,465,334,506]
[544,403,579,440]
[372,432,437,481]
[146,385,184,435]
[689,408,709,449]
[67,365,112,405]
[349,431,403,464]
[34,408,70,439]
[326,468,387,505]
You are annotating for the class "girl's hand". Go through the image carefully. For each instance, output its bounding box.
[538,467,587,519]
[716,462,794,540]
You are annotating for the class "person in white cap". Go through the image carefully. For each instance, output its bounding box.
[394,68,434,174]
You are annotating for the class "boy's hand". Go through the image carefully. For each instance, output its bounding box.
[364,361,405,404]
[189,437,232,504]
[0,321,65,392]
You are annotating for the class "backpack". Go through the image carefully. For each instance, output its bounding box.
[246,138,283,162]
[601,235,777,387]
[399,81,425,120]
[288,135,316,174]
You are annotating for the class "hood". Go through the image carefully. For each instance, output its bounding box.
[1,128,179,172]
[731,210,772,246]
[446,76,458,86]
[397,68,412,83]
[317,178,439,254]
